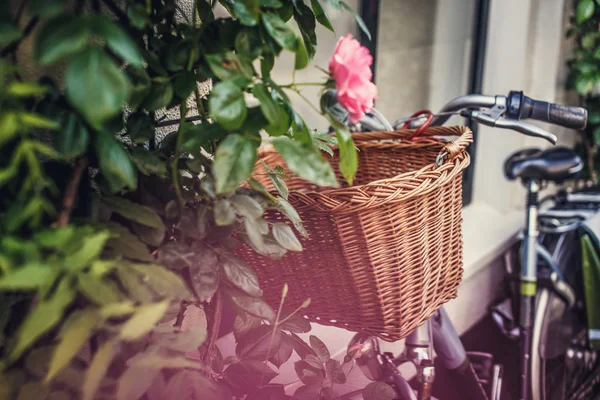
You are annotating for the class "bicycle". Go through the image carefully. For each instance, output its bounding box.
[335,91,594,400]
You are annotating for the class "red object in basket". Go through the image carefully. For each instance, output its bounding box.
[403,110,433,140]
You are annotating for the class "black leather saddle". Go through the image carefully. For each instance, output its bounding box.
[504,147,583,182]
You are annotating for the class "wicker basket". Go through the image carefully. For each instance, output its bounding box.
[241,126,473,341]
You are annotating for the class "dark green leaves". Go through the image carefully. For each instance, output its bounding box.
[95,131,137,192]
[221,254,263,297]
[130,148,167,178]
[309,335,330,362]
[101,197,164,229]
[89,16,143,67]
[28,0,67,18]
[273,137,338,187]
[127,112,154,144]
[341,1,371,40]
[577,0,596,24]
[332,121,358,184]
[209,81,248,130]
[232,0,261,26]
[213,134,258,193]
[225,288,276,322]
[272,223,302,251]
[576,73,596,95]
[56,113,89,158]
[173,71,197,99]
[252,83,290,135]
[311,0,334,32]
[35,16,88,65]
[66,47,131,128]
[236,29,263,59]
[262,13,297,51]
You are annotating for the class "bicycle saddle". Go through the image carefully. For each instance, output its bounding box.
[504,147,583,182]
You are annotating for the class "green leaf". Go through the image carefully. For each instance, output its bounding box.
[262,13,298,51]
[0,112,19,147]
[261,0,284,7]
[180,122,226,153]
[577,0,595,24]
[333,122,358,184]
[213,134,258,193]
[83,339,118,400]
[232,0,261,26]
[28,0,67,17]
[309,335,330,362]
[189,247,220,302]
[589,110,600,124]
[295,35,310,69]
[143,82,174,111]
[127,3,150,29]
[102,197,164,229]
[116,366,159,400]
[272,222,302,251]
[293,2,317,59]
[277,197,308,238]
[593,126,600,145]
[223,361,278,392]
[35,16,89,65]
[225,287,276,322]
[0,264,58,290]
[311,0,334,31]
[173,71,197,99]
[105,224,152,262]
[197,0,215,22]
[233,314,262,342]
[206,52,254,84]
[252,83,290,135]
[66,47,131,128]
[576,73,596,95]
[126,263,194,301]
[9,280,75,360]
[261,53,275,78]
[273,137,338,187]
[235,325,282,360]
[6,82,50,97]
[0,23,21,48]
[209,81,248,130]
[165,371,221,400]
[326,359,346,383]
[34,226,75,249]
[362,382,395,400]
[56,113,90,158]
[152,326,207,353]
[78,273,123,305]
[127,350,205,370]
[244,217,266,251]
[269,174,289,199]
[127,112,154,144]
[341,1,370,40]
[214,199,236,226]
[280,313,311,333]
[120,301,169,340]
[46,310,97,381]
[116,265,156,303]
[89,16,143,67]
[18,112,59,129]
[130,148,167,178]
[63,231,111,272]
[221,254,263,297]
[582,32,596,50]
[270,333,294,368]
[231,194,264,218]
[235,29,263,59]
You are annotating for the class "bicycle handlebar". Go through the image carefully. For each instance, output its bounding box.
[506,91,587,131]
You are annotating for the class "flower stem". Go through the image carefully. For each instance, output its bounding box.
[284,87,323,116]
[280,82,325,88]
[260,284,288,386]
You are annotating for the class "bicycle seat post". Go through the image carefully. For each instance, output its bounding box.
[520,179,541,400]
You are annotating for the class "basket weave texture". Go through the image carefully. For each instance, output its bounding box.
[241,126,473,341]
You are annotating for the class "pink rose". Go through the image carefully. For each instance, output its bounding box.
[329,34,378,123]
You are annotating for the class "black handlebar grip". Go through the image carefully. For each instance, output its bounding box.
[507,90,588,130]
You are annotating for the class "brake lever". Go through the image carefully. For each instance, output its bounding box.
[470,111,558,144]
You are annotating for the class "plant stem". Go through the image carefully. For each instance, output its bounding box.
[280,82,324,88]
[260,284,288,386]
[54,158,87,227]
[202,289,223,372]
[285,87,323,116]
[0,17,38,57]
[171,104,187,208]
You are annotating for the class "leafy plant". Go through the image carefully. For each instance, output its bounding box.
[567,0,600,180]
[0,0,383,399]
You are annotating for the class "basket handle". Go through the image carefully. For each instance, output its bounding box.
[435,127,473,167]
